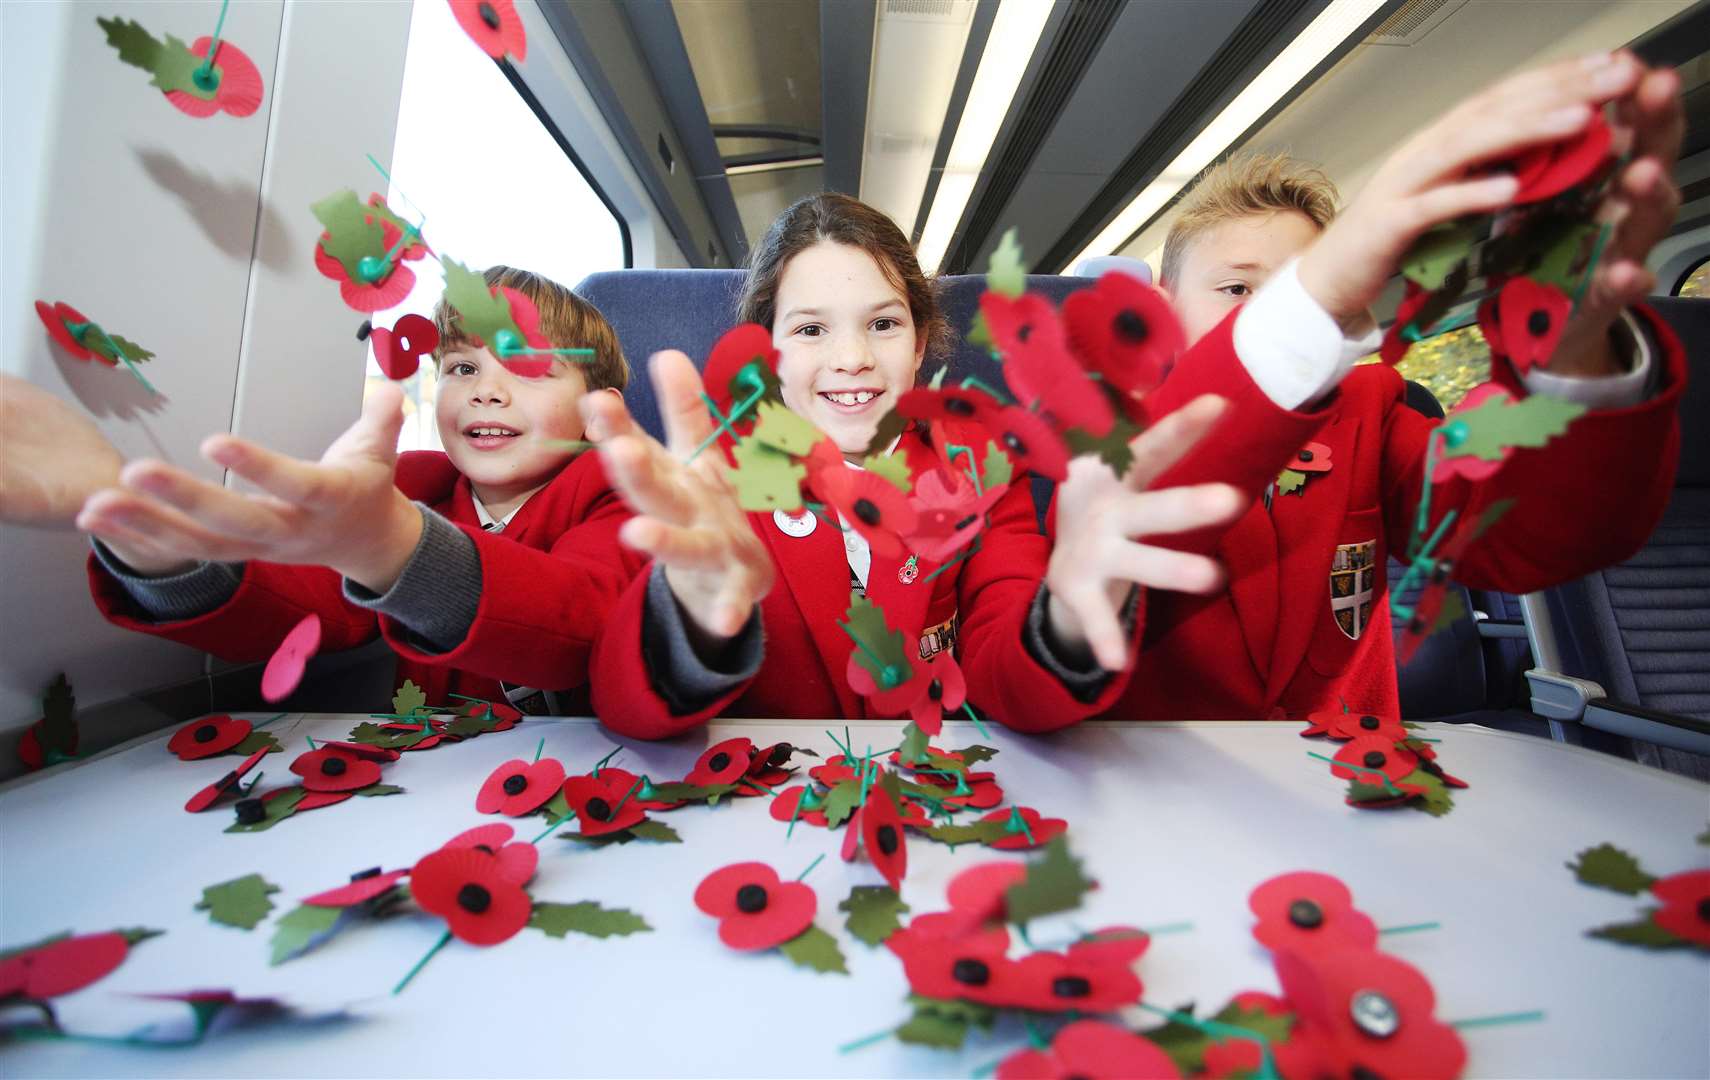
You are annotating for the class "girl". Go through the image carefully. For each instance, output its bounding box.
[581,193,1240,736]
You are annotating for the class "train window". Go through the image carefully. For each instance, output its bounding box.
[363,0,626,452]
[1676,256,1709,298]
[1357,323,1488,412]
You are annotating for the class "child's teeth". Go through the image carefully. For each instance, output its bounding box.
[828,391,875,406]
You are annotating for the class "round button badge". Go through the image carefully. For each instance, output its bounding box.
[773,508,817,538]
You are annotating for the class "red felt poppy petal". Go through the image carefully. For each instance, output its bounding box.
[1009,951,1144,1013]
[477,761,528,814]
[1330,736,1417,783]
[294,789,355,811]
[993,1047,1061,1080]
[491,842,538,886]
[371,328,415,381]
[769,786,830,827]
[21,933,130,999]
[411,848,532,946]
[1497,277,1571,375]
[1250,872,1378,954]
[338,262,417,314]
[994,407,1070,481]
[984,808,1068,850]
[304,870,409,907]
[947,861,1028,921]
[861,794,909,891]
[36,300,97,361]
[1649,868,1710,906]
[169,715,251,760]
[163,39,264,119]
[262,614,321,703]
[1068,926,1151,968]
[1328,713,1406,742]
[319,740,400,762]
[292,749,383,792]
[694,862,783,918]
[702,323,778,412]
[1513,112,1612,204]
[506,759,566,815]
[1055,1019,1182,1079]
[444,823,516,852]
[1280,947,1466,1080]
[449,0,527,60]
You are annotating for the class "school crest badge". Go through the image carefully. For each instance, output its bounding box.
[1329,539,1377,640]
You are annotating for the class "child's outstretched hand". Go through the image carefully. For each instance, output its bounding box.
[1044,394,1247,672]
[76,384,422,590]
[0,375,123,528]
[1298,51,1667,363]
[582,350,774,643]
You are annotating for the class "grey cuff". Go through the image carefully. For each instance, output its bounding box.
[1023,583,1140,703]
[342,504,479,655]
[91,538,242,622]
[641,563,763,715]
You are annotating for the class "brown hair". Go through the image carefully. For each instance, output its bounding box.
[1160,151,1339,288]
[434,264,629,392]
[737,192,949,362]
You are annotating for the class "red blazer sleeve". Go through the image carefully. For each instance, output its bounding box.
[1379,304,1685,592]
[87,558,376,660]
[1139,308,1334,554]
[378,456,648,691]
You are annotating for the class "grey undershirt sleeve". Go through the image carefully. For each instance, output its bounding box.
[90,539,243,622]
[342,505,481,655]
[1022,582,1141,703]
[640,563,764,715]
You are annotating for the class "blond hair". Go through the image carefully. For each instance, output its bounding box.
[433,265,629,393]
[1160,151,1340,288]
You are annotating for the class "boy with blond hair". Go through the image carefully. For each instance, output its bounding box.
[976,51,1687,727]
[56,265,647,711]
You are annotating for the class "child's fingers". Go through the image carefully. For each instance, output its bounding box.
[120,459,295,543]
[202,434,333,509]
[1106,542,1227,595]
[650,351,718,461]
[1400,174,1520,235]
[618,517,729,571]
[600,435,699,526]
[1058,584,1127,673]
[1112,483,1246,540]
[77,488,258,564]
[322,381,407,463]
[581,390,637,443]
[1124,395,1229,493]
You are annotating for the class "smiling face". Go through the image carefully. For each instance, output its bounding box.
[1167,209,1322,346]
[435,346,591,517]
[772,240,927,457]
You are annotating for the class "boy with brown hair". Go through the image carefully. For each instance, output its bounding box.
[990,51,1687,727]
[32,264,647,710]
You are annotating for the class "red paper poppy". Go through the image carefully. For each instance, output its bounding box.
[35,300,102,363]
[317,740,400,762]
[943,776,1005,810]
[1380,281,1431,366]
[906,467,1009,564]
[846,650,929,720]
[770,785,830,827]
[896,385,1004,429]
[476,757,567,816]
[284,788,353,812]
[438,823,538,885]
[169,714,252,760]
[701,323,778,418]
[262,614,321,703]
[1497,277,1571,375]
[685,737,757,787]
[888,919,1016,1005]
[1249,871,1378,955]
[693,862,816,951]
[1273,947,1466,1080]
[1330,737,1418,786]
[1008,947,1145,1013]
[813,466,919,561]
[0,932,131,1000]
[290,745,383,793]
[858,650,966,736]
[982,291,1068,356]
[1649,869,1710,947]
[860,788,909,891]
[163,38,264,119]
[996,1019,1181,1080]
[303,869,408,908]
[560,773,648,836]
[1004,336,1116,437]
[184,746,270,812]
[449,0,528,61]
[946,860,1028,925]
[410,847,532,945]
[810,755,860,786]
[1327,711,1406,743]
[1064,270,1183,398]
[1290,441,1331,475]
[991,406,1070,481]
[1506,111,1613,205]
[1069,926,1152,969]
[597,767,686,811]
[1431,383,1513,484]
[980,806,1068,850]
[488,287,560,378]
[314,219,420,313]
[896,796,933,830]
[372,314,439,381]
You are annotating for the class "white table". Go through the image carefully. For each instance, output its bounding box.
[1,716,1706,1078]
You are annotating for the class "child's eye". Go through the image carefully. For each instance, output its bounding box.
[1218,283,1251,299]
[448,361,477,376]
[795,324,825,338]
[872,317,901,332]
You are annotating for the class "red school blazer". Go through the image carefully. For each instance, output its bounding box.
[988,304,1686,729]
[88,450,646,707]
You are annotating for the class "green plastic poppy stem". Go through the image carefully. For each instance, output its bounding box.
[532,737,545,764]
[193,0,231,83]
[606,775,645,820]
[392,928,452,996]
[836,1026,896,1054]
[1306,750,1403,794]
[495,343,596,360]
[687,384,764,464]
[738,777,778,797]
[1141,921,1195,935]
[254,712,288,728]
[591,744,622,777]
[1004,807,1036,845]
[960,702,992,740]
[1379,921,1441,935]
[922,543,973,584]
[785,789,806,840]
[1138,1001,1279,1080]
[1450,1009,1546,1030]
[1392,509,1460,611]
[824,728,851,758]
[529,809,577,845]
[1569,223,1614,314]
[795,853,825,882]
[1408,432,1446,561]
[1023,1015,1051,1050]
[305,736,317,750]
[80,323,157,396]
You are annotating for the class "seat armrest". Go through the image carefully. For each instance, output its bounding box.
[1476,621,1529,639]
[1583,699,1710,756]
[1525,668,1605,721]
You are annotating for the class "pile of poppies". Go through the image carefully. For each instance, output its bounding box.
[1300,707,1468,815]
